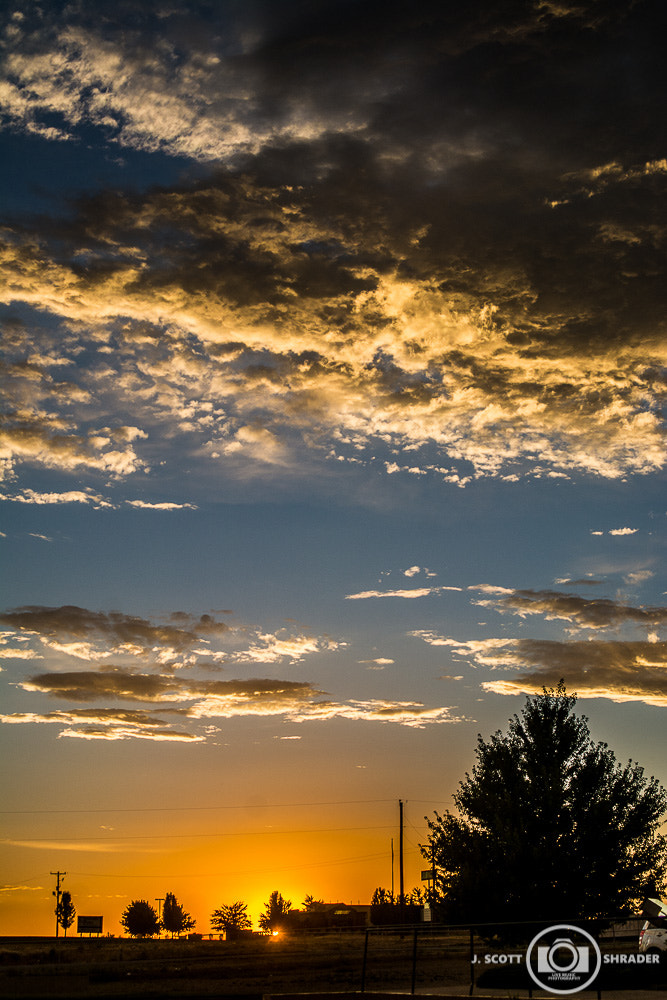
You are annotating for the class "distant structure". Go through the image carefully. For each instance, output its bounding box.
[285,902,371,930]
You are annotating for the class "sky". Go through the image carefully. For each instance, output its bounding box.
[1,0,667,936]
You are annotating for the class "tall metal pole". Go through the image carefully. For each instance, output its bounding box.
[391,838,394,897]
[399,799,405,906]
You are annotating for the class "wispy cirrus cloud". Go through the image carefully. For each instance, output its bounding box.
[287,699,464,728]
[358,657,394,669]
[0,883,45,892]
[590,526,640,537]
[228,632,342,664]
[2,838,163,851]
[0,488,114,507]
[346,585,461,600]
[0,489,198,510]
[125,500,198,511]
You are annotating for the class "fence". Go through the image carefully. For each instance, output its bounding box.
[359,916,660,996]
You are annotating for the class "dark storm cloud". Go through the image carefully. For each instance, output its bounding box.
[0,605,228,650]
[470,587,667,629]
[1,0,666,486]
[3,138,664,483]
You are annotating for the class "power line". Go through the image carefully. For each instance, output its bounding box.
[9,823,396,843]
[70,848,391,880]
[0,797,396,816]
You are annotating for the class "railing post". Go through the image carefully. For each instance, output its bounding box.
[411,926,418,994]
[361,928,369,992]
[469,926,475,995]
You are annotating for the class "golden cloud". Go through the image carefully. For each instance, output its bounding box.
[0,605,229,653]
[468,587,667,630]
[2,141,666,491]
[3,668,463,737]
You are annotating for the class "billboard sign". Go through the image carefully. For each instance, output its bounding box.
[77,916,103,935]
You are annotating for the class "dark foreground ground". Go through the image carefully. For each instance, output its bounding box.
[0,932,665,1000]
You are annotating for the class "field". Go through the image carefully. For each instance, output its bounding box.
[2,928,665,999]
[0,931,472,1000]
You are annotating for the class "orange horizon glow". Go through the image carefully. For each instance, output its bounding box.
[0,805,430,937]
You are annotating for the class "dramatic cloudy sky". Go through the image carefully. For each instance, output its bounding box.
[2,0,667,933]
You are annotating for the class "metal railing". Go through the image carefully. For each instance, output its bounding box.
[359,915,655,996]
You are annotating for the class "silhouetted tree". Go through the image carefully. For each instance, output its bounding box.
[56,890,76,937]
[423,683,667,925]
[258,890,291,931]
[370,886,424,904]
[303,894,325,910]
[371,887,394,905]
[210,901,252,937]
[120,899,161,937]
[161,891,195,937]
[370,886,424,925]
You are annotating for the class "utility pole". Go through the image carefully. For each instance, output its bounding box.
[399,799,405,906]
[391,838,394,898]
[51,871,66,938]
[155,897,164,934]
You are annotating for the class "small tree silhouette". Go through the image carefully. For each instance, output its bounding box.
[120,900,161,937]
[161,892,195,937]
[56,890,76,937]
[258,890,291,932]
[210,901,252,938]
[371,887,394,905]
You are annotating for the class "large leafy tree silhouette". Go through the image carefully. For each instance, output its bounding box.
[210,901,252,937]
[120,900,161,938]
[424,683,667,924]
